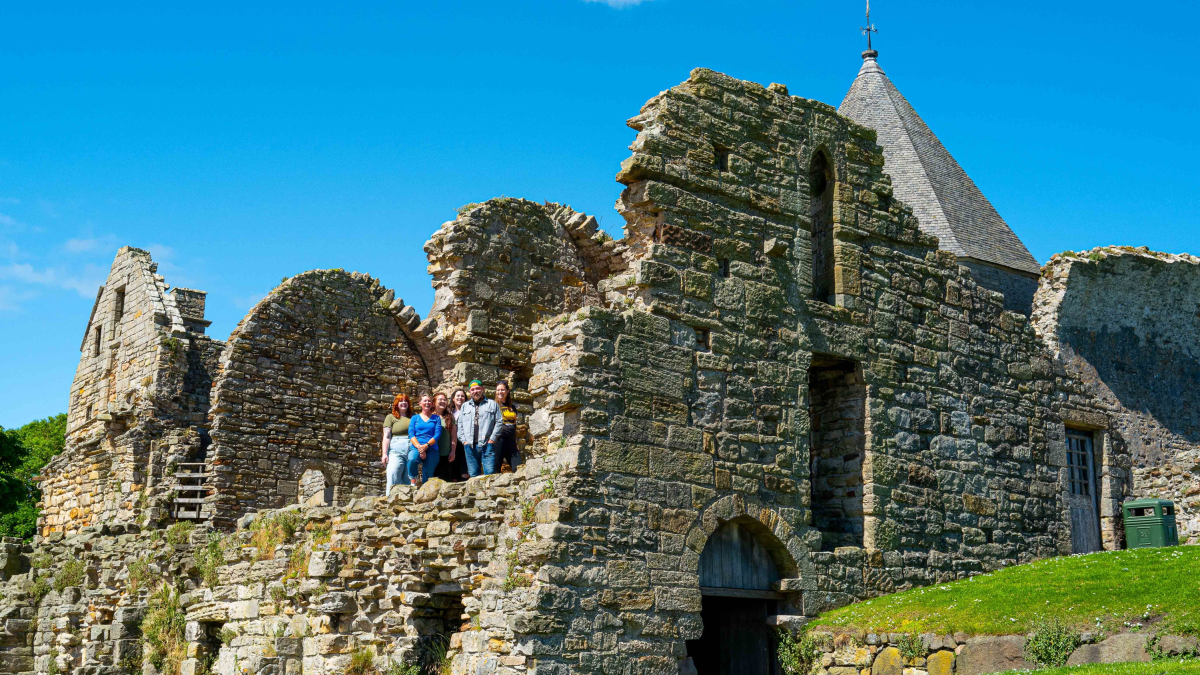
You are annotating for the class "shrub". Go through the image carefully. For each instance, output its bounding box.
[894,633,924,660]
[53,559,86,592]
[219,626,238,645]
[250,511,302,561]
[1024,617,1081,668]
[142,585,187,673]
[30,577,50,602]
[196,533,226,587]
[127,557,156,594]
[346,648,381,675]
[165,521,194,546]
[286,543,310,579]
[385,662,420,675]
[777,630,822,675]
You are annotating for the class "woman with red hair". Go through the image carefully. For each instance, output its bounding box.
[381,393,412,495]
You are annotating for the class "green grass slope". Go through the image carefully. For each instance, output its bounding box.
[810,547,1200,636]
[999,660,1200,674]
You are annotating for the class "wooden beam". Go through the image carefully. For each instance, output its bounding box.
[700,586,787,600]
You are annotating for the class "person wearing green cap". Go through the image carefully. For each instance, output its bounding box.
[456,379,502,476]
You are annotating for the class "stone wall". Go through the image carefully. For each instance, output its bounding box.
[205,270,431,529]
[484,66,1081,674]
[0,466,559,675]
[40,247,223,536]
[1034,246,1200,542]
[961,261,1039,317]
[420,198,621,390]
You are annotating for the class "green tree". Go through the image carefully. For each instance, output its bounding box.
[0,413,67,539]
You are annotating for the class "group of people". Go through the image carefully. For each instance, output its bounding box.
[380,379,522,495]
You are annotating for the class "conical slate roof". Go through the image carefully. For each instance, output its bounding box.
[839,52,1040,275]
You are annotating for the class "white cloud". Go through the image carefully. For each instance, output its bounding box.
[146,243,176,261]
[583,0,654,7]
[64,235,120,255]
[0,286,35,312]
[0,213,22,229]
[233,293,267,310]
[0,262,105,298]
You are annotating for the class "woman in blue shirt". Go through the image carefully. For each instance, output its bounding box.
[407,393,443,487]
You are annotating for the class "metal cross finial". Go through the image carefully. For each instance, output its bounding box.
[861,0,878,52]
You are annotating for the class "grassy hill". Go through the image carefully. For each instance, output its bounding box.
[998,660,1200,674]
[809,546,1200,636]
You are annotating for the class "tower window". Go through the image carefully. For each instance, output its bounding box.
[718,259,730,279]
[92,325,102,356]
[113,287,126,325]
[714,145,729,172]
[694,328,710,351]
[810,151,835,304]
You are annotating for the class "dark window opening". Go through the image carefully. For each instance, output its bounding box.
[808,357,865,551]
[714,144,730,172]
[513,365,533,393]
[92,325,102,356]
[694,328,710,351]
[85,404,93,420]
[718,259,730,278]
[810,151,835,304]
[113,286,126,325]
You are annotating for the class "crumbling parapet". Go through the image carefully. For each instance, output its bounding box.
[1033,246,1200,543]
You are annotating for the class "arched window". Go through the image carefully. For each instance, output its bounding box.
[299,468,334,506]
[810,151,835,303]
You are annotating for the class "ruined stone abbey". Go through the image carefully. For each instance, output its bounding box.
[1,50,1197,675]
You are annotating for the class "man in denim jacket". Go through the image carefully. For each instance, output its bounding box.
[456,380,503,476]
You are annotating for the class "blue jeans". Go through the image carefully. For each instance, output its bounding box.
[386,437,409,496]
[407,444,439,484]
[463,443,497,477]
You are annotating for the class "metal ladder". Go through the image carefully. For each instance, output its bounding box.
[173,462,211,521]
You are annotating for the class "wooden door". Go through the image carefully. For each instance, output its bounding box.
[1066,431,1102,554]
[699,521,781,591]
[688,596,781,675]
[687,521,785,675]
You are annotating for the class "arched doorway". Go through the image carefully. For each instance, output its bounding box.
[685,520,787,675]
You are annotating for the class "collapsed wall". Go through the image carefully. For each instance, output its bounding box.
[205,270,431,529]
[419,198,621,390]
[39,247,224,536]
[1034,247,1200,542]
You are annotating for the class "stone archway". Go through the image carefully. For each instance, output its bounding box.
[683,497,812,675]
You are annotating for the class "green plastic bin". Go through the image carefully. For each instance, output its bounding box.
[1122,498,1179,548]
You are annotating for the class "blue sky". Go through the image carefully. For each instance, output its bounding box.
[1,0,1197,427]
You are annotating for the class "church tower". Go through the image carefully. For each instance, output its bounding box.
[839,46,1042,314]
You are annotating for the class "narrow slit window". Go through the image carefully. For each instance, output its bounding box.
[92,325,102,356]
[113,287,126,325]
[694,328,710,351]
[810,151,835,304]
[714,144,729,172]
[718,259,730,279]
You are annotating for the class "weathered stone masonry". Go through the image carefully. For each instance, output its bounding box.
[8,62,1198,675]
[1034,247,1200,545]
[204,269,432,529]
[40,247,224,534]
